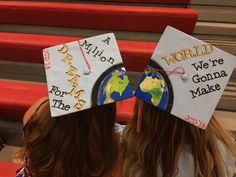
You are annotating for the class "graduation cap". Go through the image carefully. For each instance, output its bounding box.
[135,26,236,129]
[43,33,133,117]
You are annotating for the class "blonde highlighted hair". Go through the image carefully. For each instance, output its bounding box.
[123,99,236,177]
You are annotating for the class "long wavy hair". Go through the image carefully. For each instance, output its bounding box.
[23,99,120,177]
[123,99,236,177]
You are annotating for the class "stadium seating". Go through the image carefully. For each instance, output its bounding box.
[0,1,198,124]
[0,31,148,123]
[0,1,197,33]
[0,80,136,123]
[0,32,156,72]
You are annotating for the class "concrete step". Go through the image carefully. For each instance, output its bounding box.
[190,0,236,7]
[1,22,236,39]
[215,111,236,131]
[188,5,236,23]
[0,120,23,147]
[194,22,236,36]
[0,145,22,162]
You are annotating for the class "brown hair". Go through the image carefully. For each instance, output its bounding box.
[123,99,236,177]
[23,99,119,177]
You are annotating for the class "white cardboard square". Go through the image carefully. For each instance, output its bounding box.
[135,26,236,129]
[43,33,133,117]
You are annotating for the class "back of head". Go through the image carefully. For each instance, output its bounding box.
[123,99,236,177]
[23,98,118,177]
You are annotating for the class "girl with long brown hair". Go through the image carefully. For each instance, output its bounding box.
[16,34,133,177]
[17,97,123,177]
[123,26,236,177]
[123,99,236,177]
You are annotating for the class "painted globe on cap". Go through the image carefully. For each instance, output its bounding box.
[92,64,133,106]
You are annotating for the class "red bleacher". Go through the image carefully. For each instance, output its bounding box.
[0,80,136,123]
[0,80,47,121]
[0,32,156,72]
[0,2,198,124]
[0,1,197,33]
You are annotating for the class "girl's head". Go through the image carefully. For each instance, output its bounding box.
[23,97,118,177]
[124,99,236,177]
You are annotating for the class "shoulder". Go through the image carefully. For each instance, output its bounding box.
[217,140,236,177]
[177,148,195,177]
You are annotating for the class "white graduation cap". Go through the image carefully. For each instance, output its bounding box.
[135,26,236,129]
[43,33,133,117]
